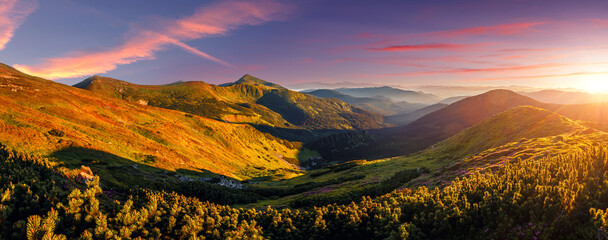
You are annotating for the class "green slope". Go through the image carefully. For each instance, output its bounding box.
[419,106,586,163]
[248,106,589,208]
[75,74,384,132]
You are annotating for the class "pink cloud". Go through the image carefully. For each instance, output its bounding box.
[498,48,554,52]
[433,22,545,38]
[332,55,491,67]
[352,21,546,41]
[370,43,481,52]
[361,63,565,78]
[591,18,608,28]
[0,0,37,50]
[465,71,608,82]
[14,0,289,79]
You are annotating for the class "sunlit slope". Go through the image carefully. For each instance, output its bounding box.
[421,106,587,162]
[0,64,303,180]
[402,89,546,140]
[75,74,383,130]
[246,106,588,207]
[309,89,549,161]
[74,75,290,127]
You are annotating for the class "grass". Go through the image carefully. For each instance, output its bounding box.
[239,106,593,208]
[0,64,311,181]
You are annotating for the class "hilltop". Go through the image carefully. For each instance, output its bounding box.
[0,64,308,183]
[220,74,284,88]
[403,89,546,139]
[75,74,384,137]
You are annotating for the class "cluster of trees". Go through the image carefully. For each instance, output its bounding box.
[3,142,608,239]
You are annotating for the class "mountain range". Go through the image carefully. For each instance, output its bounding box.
[4,61,608,239]
[309,88,608,162]
[304,89,427,116]
[306,86,440,104]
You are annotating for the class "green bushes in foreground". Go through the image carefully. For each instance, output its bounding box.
[3,143,608,239]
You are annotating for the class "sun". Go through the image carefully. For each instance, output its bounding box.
[578,75,608,93]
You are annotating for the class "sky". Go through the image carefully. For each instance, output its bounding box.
[1,0,608,94]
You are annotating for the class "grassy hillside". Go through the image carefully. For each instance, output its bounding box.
[4,68,608,238]
[75,74,384,132]
[403,89,545,139]
[0,64,307,181]
[310,89,550,161]
[245,106,588,208]
[5,139,608,239]
[420,106,586,162]
[5,107,606,239]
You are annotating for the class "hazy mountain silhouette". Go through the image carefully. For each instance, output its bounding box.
[305,89,427,116]
[330,86,440,104]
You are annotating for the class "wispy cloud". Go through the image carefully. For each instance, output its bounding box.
[361,63,565,78]
[15,0,289,79]
[591,18,608,28]
[465,71,608,82]
[353,21,545,41]
[370,43,482,52]
[356,22,543,54]
[0,0,37,50]
[432,22,545,38]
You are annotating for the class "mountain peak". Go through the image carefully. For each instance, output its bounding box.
[73,75,125,89]
[221,74,283,88]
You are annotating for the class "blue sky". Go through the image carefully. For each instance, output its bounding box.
[1,0,608,92]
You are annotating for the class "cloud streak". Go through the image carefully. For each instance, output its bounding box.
[591,18,608,28]
[361,63,566,78]
[370,43,481,52]
[465,71,608,82]
[14,0,289,79]
[0,0,37,51]
[433,22,545,38]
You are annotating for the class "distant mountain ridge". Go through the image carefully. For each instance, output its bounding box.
[384,103,448,126]
[75,74,383,134]
[521,89,608,104]
[304,86,440,104]
[305,89,427,116]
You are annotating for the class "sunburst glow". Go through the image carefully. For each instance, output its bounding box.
[579,75,608,93]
